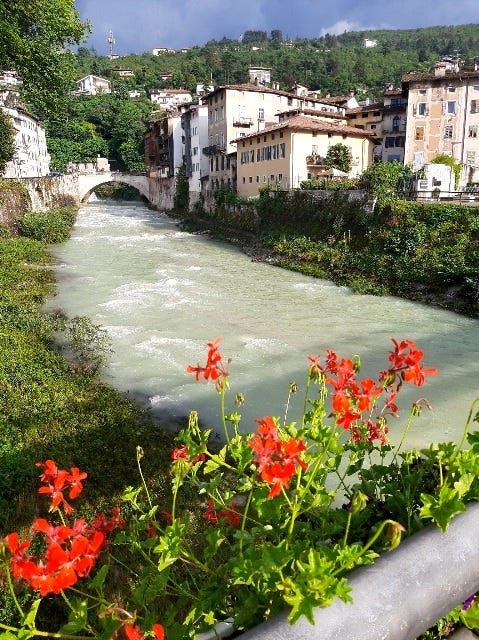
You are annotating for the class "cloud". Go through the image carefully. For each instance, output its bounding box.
[74,0,479,56]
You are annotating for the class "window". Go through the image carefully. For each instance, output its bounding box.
[242,177,245,183]
[474,86,479,91]
[446,101,456,115]
[258,107,264,119]
[466,151,476,166]
[385,136,395,148]
[444,125,453,139]
[415,127,425,141]
[270,175,275,181]
[248,176,253,183]
[370,124,377,130]
[413,151,424,166]
[469,125,478,138]
[419,89,427,95]
[278,173,283,181]
[415,102,428,116]
[393,116,400,131]
[256,176,259,182]
[448,86,456,93]
[471,100,479,114]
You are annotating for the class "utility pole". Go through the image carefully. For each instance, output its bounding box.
[107,31,116,60]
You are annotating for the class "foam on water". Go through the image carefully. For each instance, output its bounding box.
[47,201,479,445]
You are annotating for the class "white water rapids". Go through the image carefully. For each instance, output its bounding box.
[47,200,479,449]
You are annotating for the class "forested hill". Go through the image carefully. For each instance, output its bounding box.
[74,23,479,99]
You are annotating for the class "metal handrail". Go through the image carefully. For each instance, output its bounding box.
[240,503,479,640]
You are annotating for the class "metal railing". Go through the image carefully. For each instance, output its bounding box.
[240,503,479,640]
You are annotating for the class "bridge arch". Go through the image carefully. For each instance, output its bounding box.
[78,172,151,204]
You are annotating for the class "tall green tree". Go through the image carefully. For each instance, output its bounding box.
[0,108,15,172]
[325,143,352,173]
[0,0,89,118]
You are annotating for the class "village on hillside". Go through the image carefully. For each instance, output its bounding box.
[2,56,479,204]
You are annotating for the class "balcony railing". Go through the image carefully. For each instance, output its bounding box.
[233,117,253,127]
[202,144,226,155]
[306,155,327,166]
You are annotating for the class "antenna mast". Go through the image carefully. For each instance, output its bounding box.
[107,31,116,59]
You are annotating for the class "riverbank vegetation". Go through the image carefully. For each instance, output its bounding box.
[0,204,180,627]
[1,205,479,639]
[183,163,479,319]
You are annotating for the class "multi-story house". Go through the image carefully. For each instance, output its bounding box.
[234,114,375,197]
[181,102,209,200]
[145,112,183,179]
[346,101,383,160]
[203,84,347,195]
[380,88,407,163]
[75,75,111,95]
[149,88,193,112]
[1,105,50,178]
[402,61,479,185]
[0,70,22,106]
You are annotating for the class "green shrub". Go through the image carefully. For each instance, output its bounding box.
[17,206,76,243]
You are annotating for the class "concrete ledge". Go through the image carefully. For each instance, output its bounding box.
[240,502,479,640]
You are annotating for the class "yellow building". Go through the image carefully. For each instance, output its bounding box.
[234,115,375,197]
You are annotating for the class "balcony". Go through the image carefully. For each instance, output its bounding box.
[233,117,253,127]
[306,154,327,166]
[202,144,226,155]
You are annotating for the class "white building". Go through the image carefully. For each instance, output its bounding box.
[1,106,50,178]
[75,75,111,95]
[181,102,209,197]
[149,88,193,111]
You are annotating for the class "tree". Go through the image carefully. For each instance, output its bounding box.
[325,143,352,174]
[0,0,89,118]
[270,30,283,47]
[0,109,15,172]
[242,31,268,45]
[431,154,462,189]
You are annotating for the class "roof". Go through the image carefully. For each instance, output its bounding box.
[204,83,335,106]
[402,69,479,83]
[384,87,402,96]
[232,114,376,143]
[150,88,192,95]
[346,102,383,114]
[280,107,346,120]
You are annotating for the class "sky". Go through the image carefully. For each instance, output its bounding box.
[74,0,479,56]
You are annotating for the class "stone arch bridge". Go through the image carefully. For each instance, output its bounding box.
[21,171,176,212]
[77,171,150,203]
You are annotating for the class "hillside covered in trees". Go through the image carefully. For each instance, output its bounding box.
[43,23,479,172]
[74,23,479,99]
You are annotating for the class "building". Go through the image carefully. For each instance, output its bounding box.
[111,68,134,77]
[0,70,22,106]
[75,75,111,95]
[203,83,347,194]
[234,114,375,197]
[363,39,378,48]
[145,112,183,179]
[1,105,50,178]
[402,60,479,185]
[149,88,193,111]
[181,102,209,198]
[380,88,407,163]
[248,67,272,85]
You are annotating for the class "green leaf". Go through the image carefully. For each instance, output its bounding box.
[461,602,479,631]
[420,486,466,532]
[59,600,89,634]
[88,563,109,592]
[22,597,41,629]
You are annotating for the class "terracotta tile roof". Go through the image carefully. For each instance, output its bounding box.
[384,87,402,96]
[231,114,376,143]
[204,83,340,106]
[346,102,383,114]
[402,69,479,82]
[280,107,346,120]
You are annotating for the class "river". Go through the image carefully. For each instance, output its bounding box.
[47,200,479,449]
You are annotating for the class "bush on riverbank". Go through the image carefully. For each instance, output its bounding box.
[0,208,179,631]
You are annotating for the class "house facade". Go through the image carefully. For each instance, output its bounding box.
[1,105,50,178]
[203,84,347,194]
[402,61,479,185]
[234,115,375,197]
[75,75,111,95]
[149,88,193,111]
[181,103,209,197]
[145,112,183,179]
[380,88,407,163]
